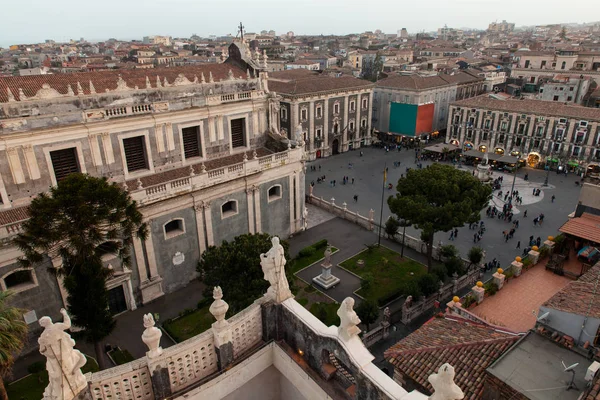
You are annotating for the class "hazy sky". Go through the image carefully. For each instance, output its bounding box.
[1,0,599,47]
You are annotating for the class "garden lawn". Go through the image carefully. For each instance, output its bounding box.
[309,302,340,326]
[109,348,134,365]
[162,305,213,342]
[8,357,99,400]
[340,246,427,304]
[290,247,338,274]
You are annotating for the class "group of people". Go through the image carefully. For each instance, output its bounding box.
[309,165,321,172]
[482,258,501,272]
[533,213,545,226]
[469,221,486,243]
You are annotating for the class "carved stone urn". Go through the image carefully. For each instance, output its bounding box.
[141,313,163,359]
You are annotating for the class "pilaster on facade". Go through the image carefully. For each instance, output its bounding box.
[253,185,262,234]
[203,201,215,246]
[101,132,115,164]
[193,202,207,255]
[343,95,349,151]
[367,92,374,144]
[246,188,255,234]
[155,124,166,152]
[323,98,329,155]
[87,134,103,168]
[309,100,315,154]
[22,144,41,180]
[293,103,300,138]
[133,237,149,283]
[6,147,25,185]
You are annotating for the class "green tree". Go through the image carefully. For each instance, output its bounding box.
[560,26,567,40]
[384,217,400,238]
[355,300,379,331]
[14,174,147,369]
[418,273,439,297]
[198,233,290,313]
[388,163,491,270]
[0,291,28,400]
[468,247,484,270]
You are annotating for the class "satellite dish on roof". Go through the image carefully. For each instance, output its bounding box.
[562,361,580,391]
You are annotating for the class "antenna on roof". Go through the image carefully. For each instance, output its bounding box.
[238,22,245,42]
[562,361,580,391]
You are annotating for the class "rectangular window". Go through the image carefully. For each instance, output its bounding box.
[569,87,574,91]
[333,103,340,114]
[50,148,80,182]
[362,98,368,109]
[281,108,288,120]
[350,100,356,112]
[534,140,540,148]
[536,126,544,136]
[567,96,573,101]
[501,122,507,131]
[316,106,323,119]
[230,118,245,148]
[573,147,580,156]
[541,61,547,68]
[485,120,491,129]
[553,96,559,101]
[499,135,505,144]
[316,128,322,138]
[301,109,307,121]
[123,136,148,172]
[182,126,201,159]
[524,60,530,68]
[349,121,355,131]
[518,125,525,135]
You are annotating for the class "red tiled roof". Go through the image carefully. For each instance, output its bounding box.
[452,95,600,121]
[269,70,374,96]
[542,277,600,318]
[376,71,483,91]
[559,213,600,244]
[0,64,247,103]
[384,316,519,400]
[0,206,29,226]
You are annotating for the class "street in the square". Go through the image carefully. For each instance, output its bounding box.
[305,146,581,271]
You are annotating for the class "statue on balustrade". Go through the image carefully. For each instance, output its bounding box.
[38,308,87,400]
[261,236,292,303]
[337,297,361,340]
[428,363,465,400]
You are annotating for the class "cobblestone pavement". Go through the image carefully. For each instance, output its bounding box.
[306,146,581,272]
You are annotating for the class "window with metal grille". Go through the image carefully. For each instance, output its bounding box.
[182,126,201,159]
[230,118,245,148]
[50,148,80,182]
[123,136,148,172]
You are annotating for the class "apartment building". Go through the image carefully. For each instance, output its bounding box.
[373,71,484,136]
[446,95,600,169]
[269,69,374,160]
[0,41,306,333]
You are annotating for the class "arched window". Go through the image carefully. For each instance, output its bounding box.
[221,200,238,218]
[1,268,37,293]
[268,185,282,202]
[164,218,185,239]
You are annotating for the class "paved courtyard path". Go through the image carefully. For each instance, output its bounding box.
[306,146,581,274]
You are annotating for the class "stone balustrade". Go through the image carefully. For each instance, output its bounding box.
[121,148,300,206]
[205,89,265,106]
[89,358,154,400]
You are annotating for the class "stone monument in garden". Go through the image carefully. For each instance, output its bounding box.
[476,152,492,182]
[313,245,340,289]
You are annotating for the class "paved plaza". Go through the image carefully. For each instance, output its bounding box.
[306,146,582,271]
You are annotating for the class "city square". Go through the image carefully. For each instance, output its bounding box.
[305,145,582,271]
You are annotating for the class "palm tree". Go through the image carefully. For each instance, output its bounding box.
[14,174,147,369]
[0,291,28,400]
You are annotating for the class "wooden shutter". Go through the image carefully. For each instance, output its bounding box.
[230,118,245,148]
[182,126,201,159]
[123,136,147,172]
[50,148,80,182]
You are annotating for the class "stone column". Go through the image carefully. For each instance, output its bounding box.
[323,98,329,154]
[253,185,262,233]
[343,95,349,151]
[203,202,215,246]
[144,234,160,278]
[472,282,485,304]
[246,188,255,234]
[492,269,506,290]
[289,174,295,235]
[293,102,300,138]
[133,237,149,283]
[194,203,207,255]
[355,95,361,146]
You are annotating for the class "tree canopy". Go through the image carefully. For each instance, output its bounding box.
[14,173,147,369]
[0,291,27,400]
[388,163,491,268]
[198,233,290,313]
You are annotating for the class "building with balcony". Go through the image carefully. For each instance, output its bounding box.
[373,71,484,137]
[537,75,592,105]
[0,41,306,336]
[269,69,374,160]
[446,95,600,170]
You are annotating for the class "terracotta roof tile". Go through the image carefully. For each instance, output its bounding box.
[0,64,247,103]
[385,315,519,400]
[0,206,29,226]
[452,95,600,121]
[376,71,483,91]
[559,213,600,243]
[542,272,600,318]
[269,70,374,96]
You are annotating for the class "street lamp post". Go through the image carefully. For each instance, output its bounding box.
[543,148,552,187]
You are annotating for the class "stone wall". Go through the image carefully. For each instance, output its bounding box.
[481,371,528,400]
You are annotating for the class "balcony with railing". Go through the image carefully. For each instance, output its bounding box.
[205,90,266,106]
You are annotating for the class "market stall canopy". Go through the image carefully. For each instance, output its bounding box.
[423,143,460,153]
[463,150,502,160]
[497,155,518,164]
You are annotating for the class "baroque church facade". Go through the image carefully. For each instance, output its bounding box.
[0,39,306,340]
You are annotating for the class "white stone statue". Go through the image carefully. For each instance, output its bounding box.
[303,206,309,231]
[38,309,87,400]
[323,245,333,266]
[296,123,305,147]
[337,297,361,340]
[141,313,163,359]
[483,152,489,166]
[428,363,465,400]
[261,236,292,303]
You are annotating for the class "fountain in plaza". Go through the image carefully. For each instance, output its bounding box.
[313,245,340,289]
[476,152,492,182]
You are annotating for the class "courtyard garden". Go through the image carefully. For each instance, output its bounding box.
[8,357,99,400]
[340,245,429,305]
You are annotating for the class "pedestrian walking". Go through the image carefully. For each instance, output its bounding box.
[454,228,458,238]
[353,194,358,202]
[516,241,521,249]
[551,195,556,203]
[524,210,528,218]
[352,178,355,184]
[450,231,454,241]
